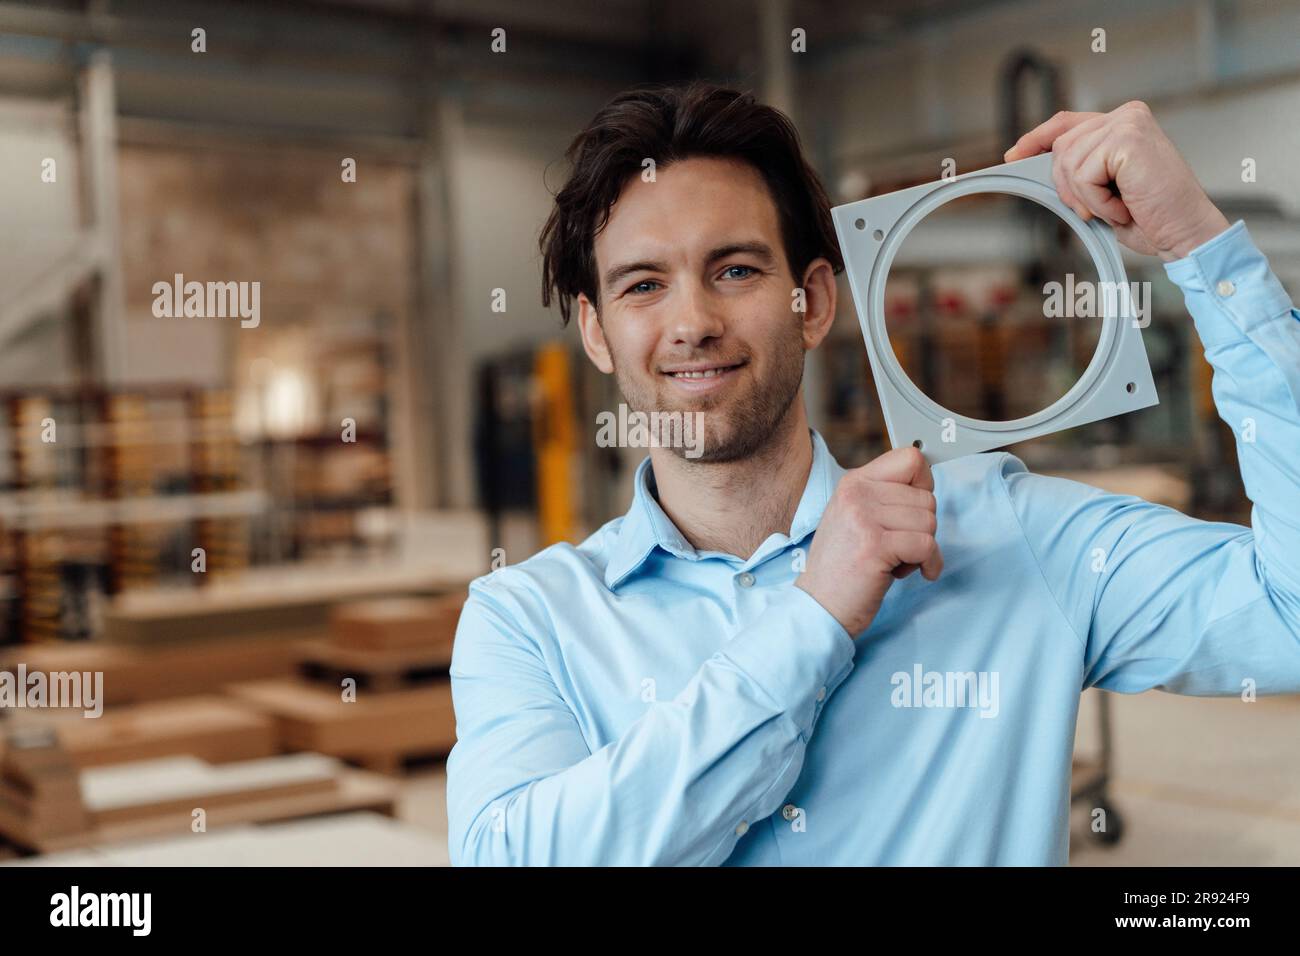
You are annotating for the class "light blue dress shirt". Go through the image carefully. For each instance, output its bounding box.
[446,220,1300,865]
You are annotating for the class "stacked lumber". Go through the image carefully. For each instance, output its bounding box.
[228,594,465,773]
[0,748,399,854]
[1,812,445,867]
[331,596,461,651]
[83,753,338,826]
[226,680,455,775]
[299,595,461,691]
[0,636,302,706]
[0,727,90,841]
[0,697,278,768]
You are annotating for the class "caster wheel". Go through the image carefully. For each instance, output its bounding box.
[1089,802,1124,845]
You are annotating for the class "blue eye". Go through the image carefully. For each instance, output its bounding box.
[722,265,756,280]
[628,280,661,295]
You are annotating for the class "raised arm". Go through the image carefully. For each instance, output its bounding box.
[1001,100,1300,695]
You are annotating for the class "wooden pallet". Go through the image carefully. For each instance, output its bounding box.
[297,639,451,692]
[225,678,457,774]
[330,595,462,652]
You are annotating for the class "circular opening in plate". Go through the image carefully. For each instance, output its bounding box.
[882,193,1104,424]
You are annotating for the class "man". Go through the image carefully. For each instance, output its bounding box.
[446,82,1300,865]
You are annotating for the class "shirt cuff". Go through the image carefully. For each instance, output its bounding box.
[1163,220,1297,348]
[715,584,856,740]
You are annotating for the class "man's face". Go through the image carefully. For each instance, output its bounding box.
[577,156,823,463]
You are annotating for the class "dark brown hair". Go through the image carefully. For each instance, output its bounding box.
[539,81,844,326]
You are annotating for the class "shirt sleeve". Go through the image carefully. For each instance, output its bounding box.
[445,577,856,866]
[999,220,1300,695]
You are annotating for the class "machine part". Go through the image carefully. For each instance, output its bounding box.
[831,152,1158,463]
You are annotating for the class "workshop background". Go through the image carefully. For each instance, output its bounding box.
[1,0,1298,866]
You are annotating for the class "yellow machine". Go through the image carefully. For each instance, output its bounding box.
[533,344,577,546]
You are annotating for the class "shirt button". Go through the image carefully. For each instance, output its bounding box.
[782,804,798,821]
[736,572,755,588]
[1216,279,1236,297]
[817,686,826,702]
[735,821,749,836]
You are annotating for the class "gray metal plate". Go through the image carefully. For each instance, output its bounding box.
[830,152,1158,463]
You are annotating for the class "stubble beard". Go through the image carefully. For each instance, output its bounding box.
[611,322,806,464]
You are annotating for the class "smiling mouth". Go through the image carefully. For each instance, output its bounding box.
[662,360,746,380]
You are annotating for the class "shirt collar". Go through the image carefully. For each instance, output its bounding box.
[603,428,845,590]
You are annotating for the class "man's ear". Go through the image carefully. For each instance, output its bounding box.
[797,257,838,351]
[576,293,614,374]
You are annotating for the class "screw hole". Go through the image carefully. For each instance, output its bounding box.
[872,229,883,240]
[912,439,924,450]
[1125,382,1136,394]
[854,218,866,230]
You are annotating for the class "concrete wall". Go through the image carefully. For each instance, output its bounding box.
[115,139,416,392]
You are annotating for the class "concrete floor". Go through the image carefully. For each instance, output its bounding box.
[400,690,1300,866]
[394,765,450,865]
[1070,690,1300,865]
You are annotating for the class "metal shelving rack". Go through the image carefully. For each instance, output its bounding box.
[0,385,264,644]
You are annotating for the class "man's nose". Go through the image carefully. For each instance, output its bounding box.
[668,284,725,346]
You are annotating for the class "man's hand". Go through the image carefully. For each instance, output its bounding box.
[795,446,943,636]
[1004,101,1230,261]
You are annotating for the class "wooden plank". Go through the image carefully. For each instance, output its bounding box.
[0,731,88,839]
[0,637,303,705]
[1,767,398,855]
[95,812,443,867]
[108,561,472,621]
[82,754,340,826]
[0,777,86,838]
[330,595,462,652]
[225,678,456,760]
[13,696,277,767]
[3,812,440,867]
